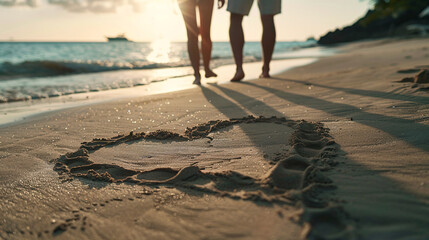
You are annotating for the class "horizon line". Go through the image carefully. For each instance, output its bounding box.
[0,39,315,43]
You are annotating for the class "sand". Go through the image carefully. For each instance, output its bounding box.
[1,37,429,240]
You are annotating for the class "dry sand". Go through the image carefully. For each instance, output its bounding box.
[0,37,428,240]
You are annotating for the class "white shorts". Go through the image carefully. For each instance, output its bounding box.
[227,0,281,16]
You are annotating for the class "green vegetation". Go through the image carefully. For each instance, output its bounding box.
[319,0,429,44]
[362,0,429,25]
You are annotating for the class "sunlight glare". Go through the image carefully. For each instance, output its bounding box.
[144,0,178,16]
[139,0,182,41]
[147,38,171,64]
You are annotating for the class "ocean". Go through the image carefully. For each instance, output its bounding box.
[0,40,329,103]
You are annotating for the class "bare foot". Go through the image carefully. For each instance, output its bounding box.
[205,69,218,78]
[259,66,270,78]
[193,74,201,85]
[259,72,271,78]
[230,69,245,82]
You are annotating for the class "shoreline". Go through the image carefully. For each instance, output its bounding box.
[0,58,317,127]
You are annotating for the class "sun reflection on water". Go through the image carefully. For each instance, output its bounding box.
[147,38,172,64]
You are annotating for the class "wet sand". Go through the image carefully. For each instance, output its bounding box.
[1,37,429,239]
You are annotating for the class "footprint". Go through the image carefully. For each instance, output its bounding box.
[264,155,311,190]
[299,206,355,240]
[301,183,336,208]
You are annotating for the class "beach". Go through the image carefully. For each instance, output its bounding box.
[1,37,429,239]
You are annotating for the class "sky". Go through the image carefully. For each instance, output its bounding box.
[0,0,372,42]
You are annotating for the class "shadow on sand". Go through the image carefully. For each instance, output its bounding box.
[241,79,429,153]
[202,80,429,239]
[270,77,429,104]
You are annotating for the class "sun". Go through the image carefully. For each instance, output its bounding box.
[140,0,182,38]
[144,0,179,19]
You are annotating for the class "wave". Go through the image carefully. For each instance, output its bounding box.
[0,41,318,81]
[0,55,263,81]
[0,42,324,103]
[0,56,263,103]
[0,60,195,80]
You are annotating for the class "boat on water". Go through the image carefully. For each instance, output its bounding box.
[106,34,132,42]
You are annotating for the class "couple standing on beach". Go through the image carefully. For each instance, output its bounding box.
[178,0,281,85]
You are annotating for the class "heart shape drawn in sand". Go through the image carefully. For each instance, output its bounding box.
[53,116,355,239]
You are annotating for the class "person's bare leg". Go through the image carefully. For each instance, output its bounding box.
[198,0,217,78]
[229,13,245,82]
[178,0,201,85]
[260,14,276,78]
